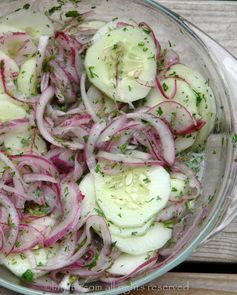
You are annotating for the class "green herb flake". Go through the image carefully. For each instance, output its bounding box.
[47,5,61,16]
[163,220,173,229]
[232,135,237,143]
[162,82,169,92]
[156,106,163,116]
[143,177,151,184]
[171,187,178,192]
[22,269,34,282]
[88,66,99,79]
[83,135,89,143]
[119,144,127,154]
[23,3,30,9]
[65,10,80,18]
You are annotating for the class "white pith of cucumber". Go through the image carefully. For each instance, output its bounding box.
[85,23,157,103]
[107,251,155,275]
[94,166,170,228]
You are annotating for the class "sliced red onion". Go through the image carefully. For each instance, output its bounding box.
[159,207,206,257]
[156,77,177,100]
[41,232,77,269]
[36,87,84,150]
[164,49,180,69]
[80,73,99,122]
[36,35,49,76]
[85,120,106,172]
[29,277,61,293]
[97,151,164,166]
[0,118,30,135]
[149,101,206,135]
[23,173,58,184]
[41,215,112,271]
[0,32,37,65]
[173,162,201,200]
[12,223,44,253]
[138,22,161,58]
[157,202,186,221]
[127,113,175,166]
[97,115,127,146]
[0,193,19,254]
[0,152,25,193]
[44,183,82,247]
[100,255,158,284]
[50,60,77,104]
[41,72,50,93]
[12,154,59,178]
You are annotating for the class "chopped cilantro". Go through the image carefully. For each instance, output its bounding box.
[88,66,99,79]
[47,5,61,15]
[232,135,237,143]
[171,187,178,192]
[119,144,127,154]
[22,269,34,282]
[143,177,151,184]
[23,3,30,9]
[65,10,80,18]
[162,82,169,92]
[156,106,163,116]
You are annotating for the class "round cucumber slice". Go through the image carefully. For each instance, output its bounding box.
[85,25,157,103]
[78,173,97,223]
[107,251,155,276]
[94,166,170,227]
[17,57,37,97]
[111,223,172,255]
[166,64,216,147]
[0,10,54,42]
[0,93,27,122]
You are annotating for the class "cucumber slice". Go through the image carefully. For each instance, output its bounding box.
[0,10,54,42]
[1,245,58,279]
[3,129,47,156]
[85,25,157,103]
[108,217,154,238]
[78,173,97,223]
[92,19,136,43]
[146,79,198,115]
[111,223,172,255]
[17,57,37,97]
[170,178,188,201]
[107,251,155,276]
[166,64,216,147]
[94,166,170,227]
[0,93,27,122]
[0,24,25,34]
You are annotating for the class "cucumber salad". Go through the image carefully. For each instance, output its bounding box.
[0,3,216,293]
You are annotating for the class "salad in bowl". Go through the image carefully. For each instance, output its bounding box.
[0,0,218,293]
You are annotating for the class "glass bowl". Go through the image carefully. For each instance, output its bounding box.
[0,0,237,294]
